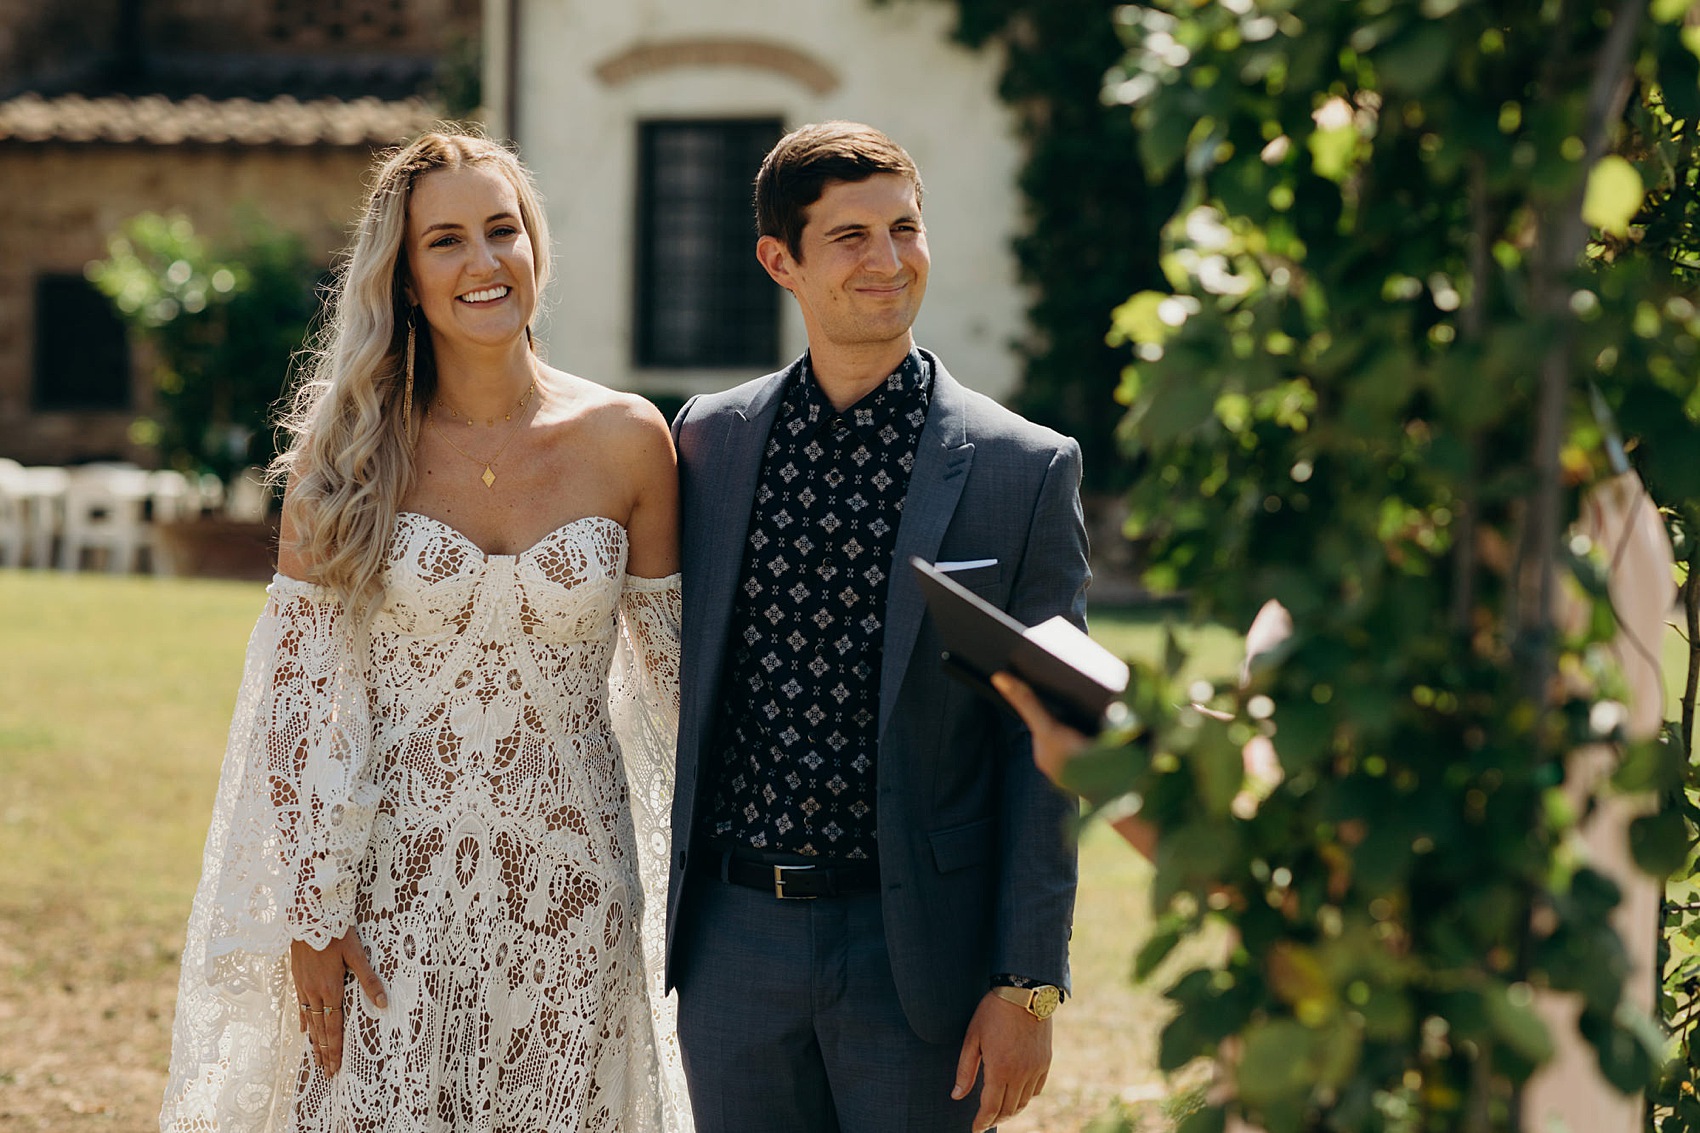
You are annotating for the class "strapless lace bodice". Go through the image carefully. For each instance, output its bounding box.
[384,511,627,641]
[161,513,688,1133]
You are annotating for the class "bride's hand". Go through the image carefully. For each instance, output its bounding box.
[291,927,387,1077]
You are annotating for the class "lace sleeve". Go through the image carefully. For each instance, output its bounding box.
[611,573,681,868]
[608,572,691,1132]
[161,575,379,1132]
[206,576,379,958]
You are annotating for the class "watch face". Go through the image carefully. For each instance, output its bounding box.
[1030,985,1061,1019]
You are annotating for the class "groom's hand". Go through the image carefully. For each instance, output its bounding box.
[952,990,1052,1132]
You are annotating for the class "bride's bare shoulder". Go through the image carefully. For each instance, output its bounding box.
[544,368,672,460]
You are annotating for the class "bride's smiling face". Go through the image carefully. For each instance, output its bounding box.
[404,164,538,352]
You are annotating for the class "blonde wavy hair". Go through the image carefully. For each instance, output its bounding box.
[272,128,552,626]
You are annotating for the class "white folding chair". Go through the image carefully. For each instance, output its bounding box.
[194,473,225,516]
[0,459,26,566]
[19,466,67,568]
[224,466,274,522]
[144,470,195,575]
[59,466,152,573]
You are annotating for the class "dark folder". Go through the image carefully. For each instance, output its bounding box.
[911,557,1128,735]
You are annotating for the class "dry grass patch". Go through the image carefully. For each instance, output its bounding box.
[0,572,265,1130]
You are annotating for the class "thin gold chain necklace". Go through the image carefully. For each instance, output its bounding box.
[427,381,535,488]
[433,380,535,427]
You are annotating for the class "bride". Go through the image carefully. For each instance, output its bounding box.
[161,129,691,1133]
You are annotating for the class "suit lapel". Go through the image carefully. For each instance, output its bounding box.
[879,363,974,735]
[681,368,791,751]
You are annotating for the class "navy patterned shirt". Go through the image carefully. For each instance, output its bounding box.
[705,350,932,861]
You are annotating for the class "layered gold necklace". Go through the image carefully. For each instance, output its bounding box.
[433,380,535,427]
[427,381,536,488]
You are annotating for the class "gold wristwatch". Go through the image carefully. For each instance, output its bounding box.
[990,983,1062,1020]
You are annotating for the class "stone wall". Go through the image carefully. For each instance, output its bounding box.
[0,143,376,465]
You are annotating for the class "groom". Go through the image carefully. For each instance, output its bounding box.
[666,121,1086,1133]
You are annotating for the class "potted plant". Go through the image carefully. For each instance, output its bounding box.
[87,210,321,576]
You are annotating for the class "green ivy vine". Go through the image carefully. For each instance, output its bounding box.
[906,0,1177,491]
[1076,3,1700,1130]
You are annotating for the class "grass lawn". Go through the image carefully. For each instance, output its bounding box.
[0,573,1224,1131]
[0,572,264,1130]
[4,572,1689,1131]
[1090,603,1245,687]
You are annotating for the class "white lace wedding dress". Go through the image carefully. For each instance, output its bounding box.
[160,512,691,1133]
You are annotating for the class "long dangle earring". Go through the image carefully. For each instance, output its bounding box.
[402,312,417,424]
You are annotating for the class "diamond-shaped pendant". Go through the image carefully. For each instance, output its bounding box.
[481,466,496,488]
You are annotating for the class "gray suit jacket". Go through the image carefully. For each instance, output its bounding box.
[666,350,1085,1044]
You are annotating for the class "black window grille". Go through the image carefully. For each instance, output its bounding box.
[33,274,131,412]
[634,118,784,369]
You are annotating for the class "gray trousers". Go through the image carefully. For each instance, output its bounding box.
[674,874,983,1133]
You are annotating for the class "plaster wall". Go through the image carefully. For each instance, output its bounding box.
[501,0,1026,400]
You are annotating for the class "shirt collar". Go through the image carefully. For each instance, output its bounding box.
[787,349,932,440]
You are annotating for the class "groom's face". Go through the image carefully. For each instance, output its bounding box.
[757,173,930,355]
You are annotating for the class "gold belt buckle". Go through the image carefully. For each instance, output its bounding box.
[773,864,818,900]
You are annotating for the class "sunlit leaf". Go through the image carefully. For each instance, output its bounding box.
[1308,125,1357,183]
[1653,0,1697,24]
[1109,291,1176,346]
[1175,1105,1227,1133]
[1581,155,1645,237]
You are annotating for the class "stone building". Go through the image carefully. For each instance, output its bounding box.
[485,0,1026,405]
[1,0,1031,465]
[0,0,475,466]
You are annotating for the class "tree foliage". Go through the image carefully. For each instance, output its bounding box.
[1063,3,1700,1130]
[916,0,1176,490]
[88,211,321,481]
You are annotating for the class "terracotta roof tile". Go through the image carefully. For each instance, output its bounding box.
[0,93,443,147]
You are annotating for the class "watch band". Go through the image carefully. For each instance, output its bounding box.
[990,983,1061,1019]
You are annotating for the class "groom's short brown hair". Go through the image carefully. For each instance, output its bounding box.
[754,121,923,260]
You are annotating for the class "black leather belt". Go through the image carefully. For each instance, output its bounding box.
[714,850,881,899]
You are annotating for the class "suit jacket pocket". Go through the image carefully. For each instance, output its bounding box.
[929,817,995,874]
[937,561,1002,592]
